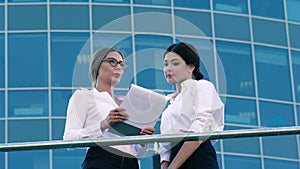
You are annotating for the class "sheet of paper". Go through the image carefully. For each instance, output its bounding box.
[121,84,168,129]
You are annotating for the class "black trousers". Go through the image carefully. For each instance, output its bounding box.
[170,140,219,169]
[82,146,139,169]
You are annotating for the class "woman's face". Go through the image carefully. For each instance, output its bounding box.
[163,52,194,84]
[97,51,124,86]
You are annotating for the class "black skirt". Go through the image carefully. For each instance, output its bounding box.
[82,146,139,169]
[170,140,219,169]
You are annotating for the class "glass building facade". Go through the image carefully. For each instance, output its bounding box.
[0,0,300,168]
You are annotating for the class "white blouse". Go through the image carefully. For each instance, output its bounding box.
[159,79,224,162]
[63,88,147,157]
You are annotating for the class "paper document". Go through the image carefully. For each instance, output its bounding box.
[109,84,168,136]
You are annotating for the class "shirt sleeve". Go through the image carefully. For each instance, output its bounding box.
[63,90,103,140]
[188,80,224,133]
[158,142,171,163]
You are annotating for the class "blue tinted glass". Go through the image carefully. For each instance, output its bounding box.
[134,8,172,34]
[53,149,86,168]
[265,159,299,169]
[213,0,248,14]
[0,91,3,117]
[133,0,170,6]
[252,18,287,46]
[51,0,87,2]
[92,0,129,3]
[8,0,46,2]
[50,5,89,30]
[174,0,210,9]
[224,97,257,125]
[8,119,49,142]
[289,24,300,49]
[0,152,3,169]
[216,41,254,96]
[52,119,65,140]
[292,51,300,103]
[174,10,212,37]
[52,90,72,116]
[224,155,261,169]
[298,106,300,126]
[255,46,292,101]
[0,34,3,88]
[8,150,49,168]
[92,6,131,31]
[263,135,298,159]
[259,101,294,127]
[287,0,300,22]
[0,120,4,142]
[251,0,284,19]
[8,33,48,87]
[134,35,173,90]
[0,6,3,30]
[8,5,47,30]
[214,14,250,41]
[8,90,48,117]
[51,33,89,87]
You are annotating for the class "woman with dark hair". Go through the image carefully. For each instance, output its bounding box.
[63,48,154,169]
[159,42,224,169]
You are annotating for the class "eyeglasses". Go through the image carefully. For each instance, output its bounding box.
[102,58,128,69]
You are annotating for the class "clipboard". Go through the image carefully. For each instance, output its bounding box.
[108,84,168,136]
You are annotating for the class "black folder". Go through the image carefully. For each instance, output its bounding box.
[108,122,142,136]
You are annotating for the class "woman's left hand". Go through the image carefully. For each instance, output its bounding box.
[140,127,155,135]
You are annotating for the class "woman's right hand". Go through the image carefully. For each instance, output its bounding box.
[161,161,169,169]
[100,107,128,130]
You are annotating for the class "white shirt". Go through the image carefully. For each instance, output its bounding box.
[159,79,224,162]
[63,88,147,157]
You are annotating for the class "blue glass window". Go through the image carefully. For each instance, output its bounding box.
[289,24,300,49]
[0,91,4,117]
[287,0,300,22]
[134,8,172,34]
[174,0,210,9]
[0,120,4,143]
[223,126,260,154]
[213,0,248,14]
[252,18,287,46]
[174,10,212,37]
[224,97,257,125]
[264,158,299,169]
[134,35,173,90]
[8,33,48,87]
[91,33,133,88]
[51,33,90,87]
[52,119,65,140]
[52,90,72,116]
[92,0,129,3]
[8,119,49,142]
[50,5,89,30]
[8,150,49,169]
[216,41,254,96]
[0,34,4,88]
[250,0,284,20]
[214,14,250,41]
[133,0,170,6]
[255,46,292,101]
[0,6,3,30]
[292,51,300,103]
[92,6,131,31]
[8,90,48,117]
[263,135,298,159]
[8,0,46,2]
[8,5,47,30]
[0,152,3,169]
[224,155,261,169]
[260,101,294,127]
[53,149,86,168]
[297,106,300,126]
[51,0,87,2]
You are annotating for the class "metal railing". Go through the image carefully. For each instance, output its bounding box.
[0,126,300,152]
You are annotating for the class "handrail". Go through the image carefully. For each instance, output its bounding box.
[0,126,300,152]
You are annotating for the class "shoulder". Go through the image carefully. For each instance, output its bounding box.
[196,79,216,89]
[71,88,93,99]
